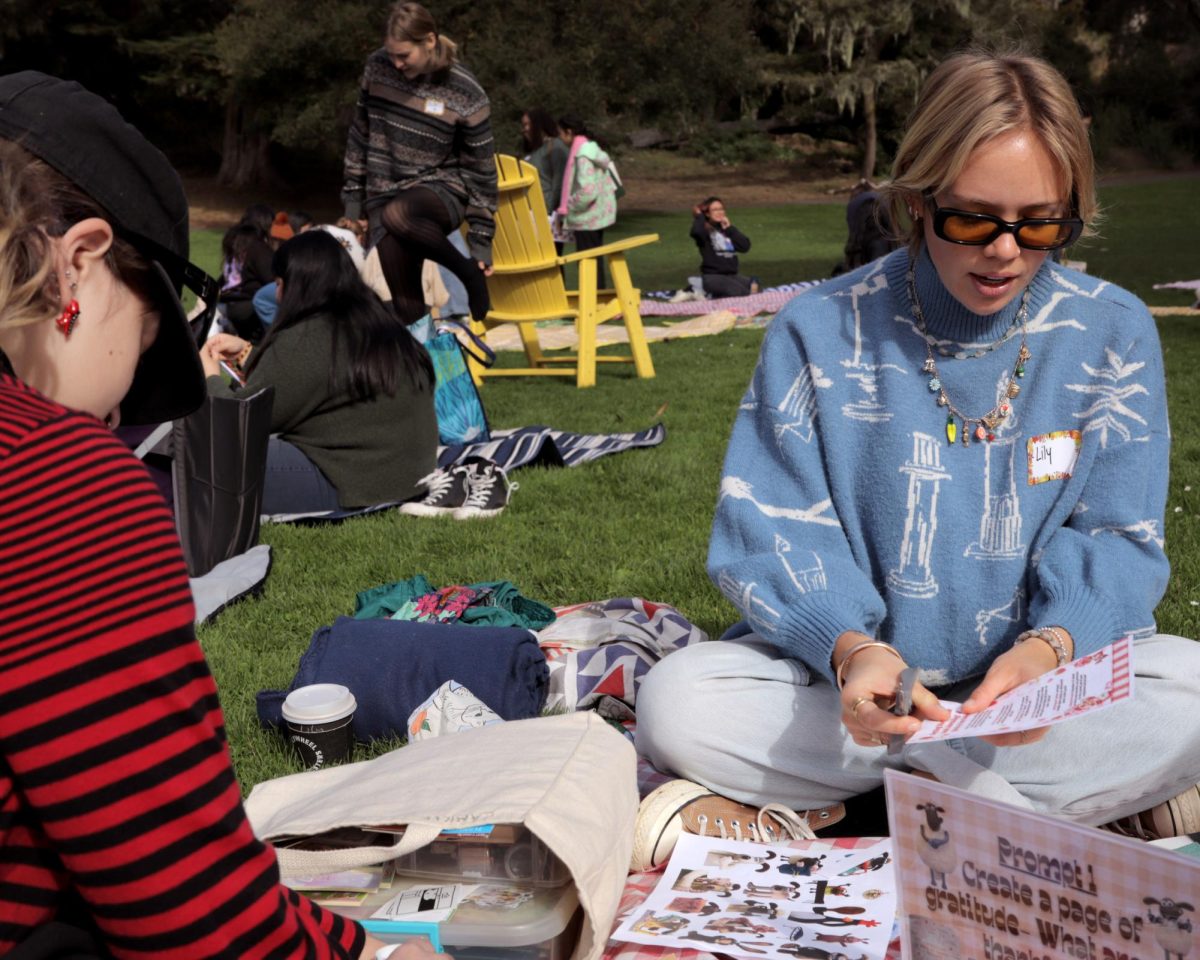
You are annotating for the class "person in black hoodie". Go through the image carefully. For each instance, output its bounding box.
[691,196,758,298]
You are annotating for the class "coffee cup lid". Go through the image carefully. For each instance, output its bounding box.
[281,684,357,724]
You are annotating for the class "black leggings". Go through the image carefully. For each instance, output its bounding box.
[375,187,491,325]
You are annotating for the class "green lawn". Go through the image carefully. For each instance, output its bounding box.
[192,178,1200,792]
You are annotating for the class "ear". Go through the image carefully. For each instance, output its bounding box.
[56,217,115,295]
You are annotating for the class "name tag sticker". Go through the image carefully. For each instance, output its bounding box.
[424,99,445,116]
[1027,430,1081,485]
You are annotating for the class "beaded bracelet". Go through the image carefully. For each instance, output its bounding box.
[835,640,906,691]
[236,343,253,368]
[1014,627,1071,667]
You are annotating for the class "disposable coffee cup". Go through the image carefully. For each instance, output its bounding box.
[281,684,357,770]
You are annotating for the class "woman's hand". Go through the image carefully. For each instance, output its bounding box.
[478,261,494,278]
[359,935,441,960]
[199,333,251,379]
[835,636,948,748]
[961,635,1065,746]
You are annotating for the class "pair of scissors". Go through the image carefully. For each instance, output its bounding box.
[887,666,919,755]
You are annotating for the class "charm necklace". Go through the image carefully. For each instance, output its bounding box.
[906,262,1031,447]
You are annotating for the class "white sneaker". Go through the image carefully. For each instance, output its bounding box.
[399,466,469,517]
[629,779,846,873]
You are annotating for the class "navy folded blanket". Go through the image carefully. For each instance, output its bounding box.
[256,616,549,741]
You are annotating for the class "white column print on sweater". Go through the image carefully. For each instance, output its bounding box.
[837,266,906,423]
[775,534,827,593]
[966,372,1025,560]
[887,432,951,599]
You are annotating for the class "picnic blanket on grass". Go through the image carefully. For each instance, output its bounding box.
[262,424,666,523]
[640,281,821,318]
[478,312,737,352]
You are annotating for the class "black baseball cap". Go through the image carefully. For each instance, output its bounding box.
[0,71,218,425]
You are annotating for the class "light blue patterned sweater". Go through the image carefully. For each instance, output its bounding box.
[709,247,1169,688]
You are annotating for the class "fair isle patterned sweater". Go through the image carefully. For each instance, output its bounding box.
[710,247,1170,688]
[342,51,497,262]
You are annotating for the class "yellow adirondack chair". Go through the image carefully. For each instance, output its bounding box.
[468,154,658,388]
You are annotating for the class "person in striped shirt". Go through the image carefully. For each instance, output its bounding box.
[0,72,433,960]
[342,2,498,328]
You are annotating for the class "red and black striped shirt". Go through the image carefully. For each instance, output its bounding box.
[0,373,364,958]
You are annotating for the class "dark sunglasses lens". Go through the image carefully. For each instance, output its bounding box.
[940,213,999,244]
[1016,221,1074,249]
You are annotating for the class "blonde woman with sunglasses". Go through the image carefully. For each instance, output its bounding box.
[633,50,1200,867]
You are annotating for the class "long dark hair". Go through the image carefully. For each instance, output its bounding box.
[221,222,265,268]
[522,107,559,153]
[558,114,608,150]
[246,231,433,398]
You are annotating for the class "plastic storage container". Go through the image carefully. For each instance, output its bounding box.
[328,877,582,960]
[389,824,570,888]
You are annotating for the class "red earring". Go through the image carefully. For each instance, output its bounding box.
[56,270,79,338]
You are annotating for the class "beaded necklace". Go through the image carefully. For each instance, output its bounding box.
[906,262,1031,447]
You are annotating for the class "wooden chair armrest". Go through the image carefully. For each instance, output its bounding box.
[558,234,660,264]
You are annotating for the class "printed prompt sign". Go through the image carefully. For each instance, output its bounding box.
[885,769,1200,960]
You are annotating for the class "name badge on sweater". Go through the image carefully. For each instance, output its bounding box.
[1027,430,1081,484]
[424,99,445,116]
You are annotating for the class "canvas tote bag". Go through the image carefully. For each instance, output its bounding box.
[244,711,637,960]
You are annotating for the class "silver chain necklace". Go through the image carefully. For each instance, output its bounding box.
[906,262,1031,447]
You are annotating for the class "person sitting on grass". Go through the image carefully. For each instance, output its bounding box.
[633,48,1200,869]
[202,230,438,515]
[690,196,759,298]
[0,69,433,960]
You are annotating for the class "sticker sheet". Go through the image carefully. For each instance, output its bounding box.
[905,636,1132,744]
[611,833,897,959]
[886,769,1200,960]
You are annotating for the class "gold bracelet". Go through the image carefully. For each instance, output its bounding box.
[236,344,252,368]
[835,641,906,691]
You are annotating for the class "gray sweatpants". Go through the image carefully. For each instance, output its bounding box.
[635,633,1200,824]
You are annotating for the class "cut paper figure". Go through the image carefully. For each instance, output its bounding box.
[808,881,852,904]
[777,536,827,594]
[775,363,833,446]
[787,906,879,928]
[838,268,906,423]
[837,851,890,875]
[778,947,865,960]
[705,849,776,871]
[744,880,804,900]
[667,897,721,916]
[1066,346,1150,448]
[632,911,691,936]
[728,900,780,919]
[672,869,740,897]
[915,802,955,890]
[887,433,950,599]
[720,477,841,528]
[680,930,768,953]
[974,587,1024,648]
[705,916,777,936]
[778,854,827,877]
[1142,896,1195,960]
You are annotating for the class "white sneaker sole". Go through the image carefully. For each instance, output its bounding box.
[630,779,711,873]
[399,502,462,517]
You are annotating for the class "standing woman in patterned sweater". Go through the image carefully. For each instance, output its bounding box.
[343,1,497,327]
[634,50,1200,865]
[0,72,435,960]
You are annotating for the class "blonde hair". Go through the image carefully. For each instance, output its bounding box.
[879,50,1097,250]
[0,139,151,332]
[386,2,458,73]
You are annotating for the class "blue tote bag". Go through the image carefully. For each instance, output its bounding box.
[421,318,495,445]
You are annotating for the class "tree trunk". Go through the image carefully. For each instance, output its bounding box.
[218,99,274,189]
[860,82,877,181]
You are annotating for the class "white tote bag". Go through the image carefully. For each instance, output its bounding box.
[244,712,638,960]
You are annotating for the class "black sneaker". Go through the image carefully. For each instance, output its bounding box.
[399,466,469,517]
[453,460,517,519]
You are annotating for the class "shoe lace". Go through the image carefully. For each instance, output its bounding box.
[417,468,458,503]
[691,804,818,844]
[462,467,516,509]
